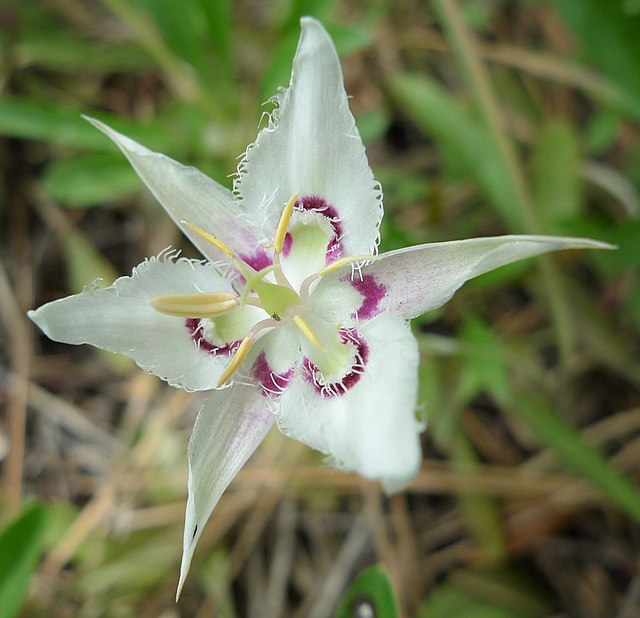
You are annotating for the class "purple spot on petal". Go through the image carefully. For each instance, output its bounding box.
[240,251,272,272]
[185,318,241,356]
[302,328,369,398]
[347,273,387,320]
[252,351,294,396]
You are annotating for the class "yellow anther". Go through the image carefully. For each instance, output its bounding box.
[274,192,299,254]
[152,292,238,318]
[181,220,236,259]
[217,337,254,387]
[318,255,379,277]
[293,315,325,350]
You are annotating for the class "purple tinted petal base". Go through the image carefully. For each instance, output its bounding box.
[239,251,272,272]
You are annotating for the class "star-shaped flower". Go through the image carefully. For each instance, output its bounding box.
[29,17,611,595]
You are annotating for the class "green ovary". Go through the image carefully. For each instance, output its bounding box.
[251,278,300,319]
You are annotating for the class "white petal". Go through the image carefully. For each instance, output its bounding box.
[85,117,266,266]
[29,255,241,391]
[178,385,274,598]
[315,235,615,321]
[276,315,422,491]
[234,17,383,255]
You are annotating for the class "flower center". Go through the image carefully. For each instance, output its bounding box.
[151,193,377,387]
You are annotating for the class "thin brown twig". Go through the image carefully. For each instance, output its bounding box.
[0,259,31,516]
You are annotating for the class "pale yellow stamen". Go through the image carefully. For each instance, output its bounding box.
[274,193,299,254]
[152,292,237,318]
[318,254,379,277]
[293,315,325,350]
[181,220,236,259]
[217,337,254,387]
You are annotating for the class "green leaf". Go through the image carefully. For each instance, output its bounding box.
[419,582,529,618]
[43,154,141,207]
[196,0,232,65]
[585,110,622,154]
[0,100,116,150]
[451,431,506,561]
[357,109,391,144]
[555,0,640,121]
[531,120,582,230]
[457,314,512,407]
[388,74,524,230]
[60,229,119,296]
[334,565,399,618]
[0,99,180,152]
[513,394,640,521]
[328,23,374,56]
[133,0,210,77]
[0,502,48,618]
[16,33,153,72]
[418,567,549,618]
[260,30,300,103]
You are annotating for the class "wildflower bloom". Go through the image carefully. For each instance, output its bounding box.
[29,18,611,595]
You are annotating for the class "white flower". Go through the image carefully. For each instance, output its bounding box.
[28,17,612,596]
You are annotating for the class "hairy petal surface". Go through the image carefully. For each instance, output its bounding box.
[29,256,233,391]
[313,235,615,321]
[235,17,382,255]
[85,117,261,264]
[178,386,274,598]
[276,315,422,492]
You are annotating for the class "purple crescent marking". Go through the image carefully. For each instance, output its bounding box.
[252,351,294,396]
[185,318,241,356]
[347,273,387,320]
[282,195,344,263]
[302,328,369,398]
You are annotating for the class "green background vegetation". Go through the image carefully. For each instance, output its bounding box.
[1,0,640,616]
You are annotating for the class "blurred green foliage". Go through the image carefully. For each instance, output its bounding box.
[334,565,399,618]
[0,503,48,618]
[3,0,640,615]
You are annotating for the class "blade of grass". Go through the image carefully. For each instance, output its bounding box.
[97,0,223,122]
[388,74,523,230]
[531,120,583,231]
[0,99,184,152]
[0,503,48,618]
[334,565,399,618]
[431,0,578,367]
[451,430,507,562]
[513,394,640,522]
[43,154,141,207]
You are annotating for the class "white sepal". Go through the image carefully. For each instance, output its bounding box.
[318,235,615,321]
[234,17,383,256]
[28,255,234,391]
[85,117,262,265]
[276,315,422,491]
[177,385,274,598]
